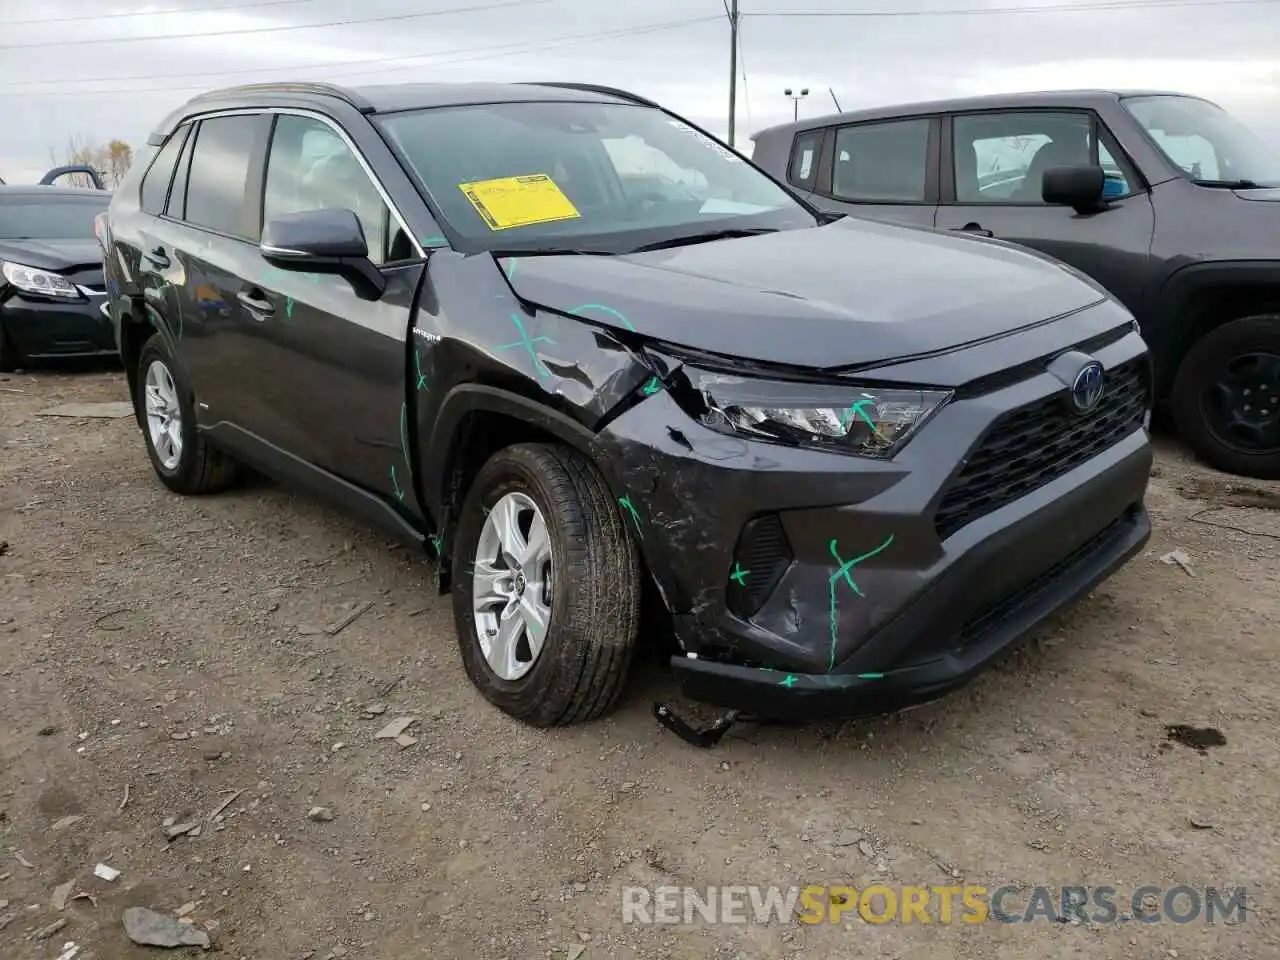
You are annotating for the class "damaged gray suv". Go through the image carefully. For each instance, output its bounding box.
[103,81,1153,733]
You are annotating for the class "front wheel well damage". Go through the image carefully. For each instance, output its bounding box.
[437,408,674,640]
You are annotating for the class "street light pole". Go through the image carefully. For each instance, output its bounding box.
[727,0,739,147]
[784,87,809,122]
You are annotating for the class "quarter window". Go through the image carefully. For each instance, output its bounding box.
[788,131,821,189]
[183,115,262,237]
[263,114,393,265]
[951,111,1132,203]
[140,126,188,216]
[831,119,930,202]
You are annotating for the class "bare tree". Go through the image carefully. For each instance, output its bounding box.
[51,135,134,188]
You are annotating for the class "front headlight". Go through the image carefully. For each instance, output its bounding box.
[1,261,81,299]
[676,366,950,459]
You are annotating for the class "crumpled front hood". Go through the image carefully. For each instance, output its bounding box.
[500,217,1106,370]
[0,238,102,272]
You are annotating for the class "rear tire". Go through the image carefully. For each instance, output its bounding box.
[451,442,641,726]
[1171,315,1280,480]
[135,332,238,494]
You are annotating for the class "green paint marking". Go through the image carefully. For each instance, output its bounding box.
[779,674,799,688]
[414,349,428,391]
[428,534,443,558]
[390,465,405,503]
[857,672,885,680]
[422,235,447,247]
[642,376,662,396]
[505,258,517,281]
[494,312,556,378]
[729,562,750,586]
[285,296,295,321]
[827,533,896,672]
[568,303,636,332]
[618,495,642,534]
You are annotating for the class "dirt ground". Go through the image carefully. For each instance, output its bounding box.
[2,364,1278,960]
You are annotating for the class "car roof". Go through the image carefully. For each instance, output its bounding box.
[148,80,657,143]
[0,185,111,200]
[750,88,1212,140]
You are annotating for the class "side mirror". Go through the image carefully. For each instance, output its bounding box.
[1042,165,1106,213]
[260,208,386,301]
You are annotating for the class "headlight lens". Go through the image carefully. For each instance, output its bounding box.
[678,367,950,459]
[1,261,81,299]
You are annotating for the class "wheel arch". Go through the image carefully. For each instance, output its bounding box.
[1150,261,1280,400]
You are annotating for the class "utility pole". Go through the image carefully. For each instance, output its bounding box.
[727,0,739,147]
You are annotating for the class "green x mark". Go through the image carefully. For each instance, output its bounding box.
[827,533,896,671]
[494,312,556,378]
[428,534,443,557]
[730,562,750,586]
[414,350,429,391]
[779,674,798,688]
[642,376,662,396]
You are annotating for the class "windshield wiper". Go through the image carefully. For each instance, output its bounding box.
[628,227,780,254]
[488,246,613,258]
[1193,178,1271,189]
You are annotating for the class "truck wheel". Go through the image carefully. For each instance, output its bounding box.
[1171,315,1280,480]
[451,442,641,726]
[136,332,239,494]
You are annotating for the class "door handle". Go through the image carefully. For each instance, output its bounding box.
[236,289,275,317]
[144,246,170,268]
[951,223,994,238]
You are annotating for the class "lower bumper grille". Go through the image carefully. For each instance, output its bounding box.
[935,357,1150,541]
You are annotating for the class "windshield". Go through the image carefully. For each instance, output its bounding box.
[375,100,816,253]
[0,195,109,240]
[1123,95,1280,187]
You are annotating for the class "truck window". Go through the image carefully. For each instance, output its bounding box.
[263,115,392,265]
[788,131,821,190]
[830,119,930,202]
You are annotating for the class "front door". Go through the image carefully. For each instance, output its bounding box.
[934,109,1156,315]
[244,112,426,501]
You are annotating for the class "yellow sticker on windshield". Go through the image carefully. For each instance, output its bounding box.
[459,174,581,231]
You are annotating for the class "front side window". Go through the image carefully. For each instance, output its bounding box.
[0,195,110,240]
[1123,95,1280,187]
[263,115,395,264]
[375,100,815,254]
[183,114,261,238]
[951,110,1131,203]
[830,119,931,202]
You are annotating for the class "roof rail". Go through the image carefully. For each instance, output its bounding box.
[187,81,375,113]
[520,82,658,108]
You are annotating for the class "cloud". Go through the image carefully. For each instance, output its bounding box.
[2,0,1279,180]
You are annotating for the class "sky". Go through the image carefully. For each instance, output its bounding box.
[2,0,1280,182]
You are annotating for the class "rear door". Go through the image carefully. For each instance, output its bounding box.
[933,108,1156,313]
[800,116,940,228]
[244,110,427,500]
[153,112,277,435]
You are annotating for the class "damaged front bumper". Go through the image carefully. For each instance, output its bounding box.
[594,329,1153,721]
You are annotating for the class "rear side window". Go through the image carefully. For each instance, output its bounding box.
[832,118,931,202]
[140,126,188,216]
[184,115,261,238]
[788,131,821,189]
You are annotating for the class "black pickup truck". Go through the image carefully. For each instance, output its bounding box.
[752,90,1280,479]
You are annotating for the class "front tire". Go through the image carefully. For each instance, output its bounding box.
[1171,315,1280,480]
[451,443,641,726]
[135,332,238,494]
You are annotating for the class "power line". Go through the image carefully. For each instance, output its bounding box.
[0,0,549,51]
[0,16,721,98]
[749,0,1280,16]
[0,0,319,27]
